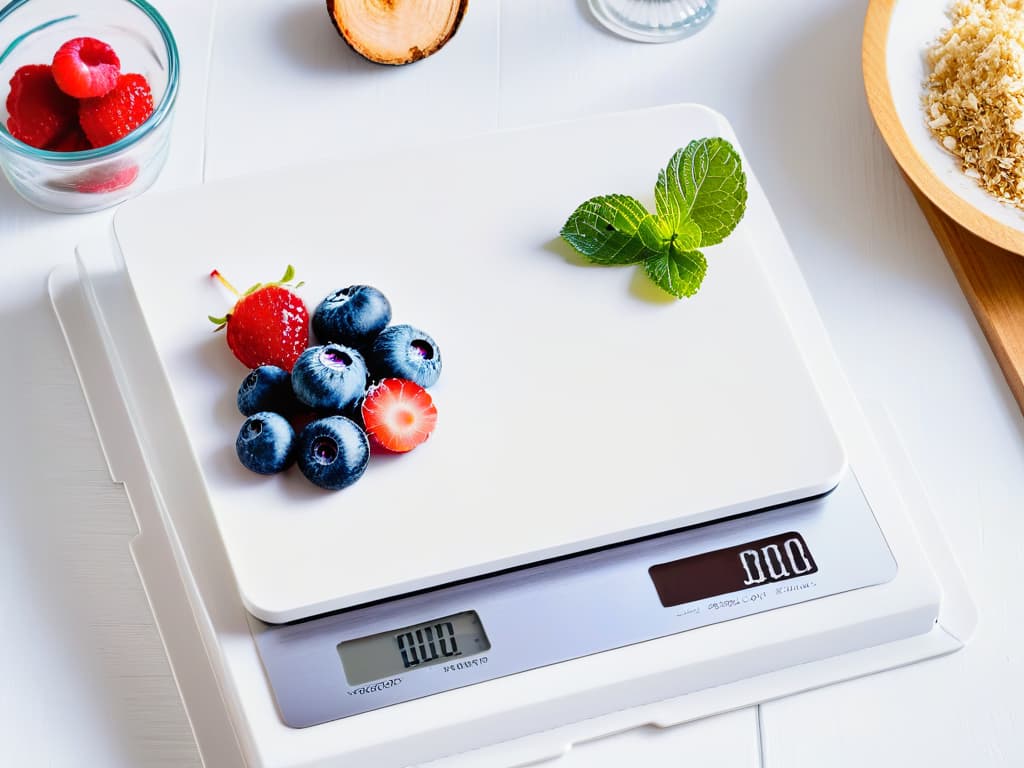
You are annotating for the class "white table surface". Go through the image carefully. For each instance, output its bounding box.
[1,1,1022,765]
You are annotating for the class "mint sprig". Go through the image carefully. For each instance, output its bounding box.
[560,194,669,264]
[644,246,707,299]
[560,137,747,299]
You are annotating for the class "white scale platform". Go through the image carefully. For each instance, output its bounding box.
[115,102,845,622]
[50,105,976,768]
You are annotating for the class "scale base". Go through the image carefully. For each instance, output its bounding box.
[47,244,973,768]
[47,103,975,768]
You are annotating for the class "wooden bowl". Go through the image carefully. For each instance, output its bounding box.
[864,0,1024,255]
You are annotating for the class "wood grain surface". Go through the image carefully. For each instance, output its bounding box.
[908,181,1024,415]
[863,0,1024,416]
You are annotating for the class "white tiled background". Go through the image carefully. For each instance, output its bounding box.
[1,1,1021,765]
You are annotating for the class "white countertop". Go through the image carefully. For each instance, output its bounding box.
[1,1,1022,765]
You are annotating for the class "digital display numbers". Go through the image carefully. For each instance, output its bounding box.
[338,611,490,686]
[396,621,460,669]
[649,531,818,607]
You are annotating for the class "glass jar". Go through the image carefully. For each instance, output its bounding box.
[588,0,717,43]
[0,0,179,213]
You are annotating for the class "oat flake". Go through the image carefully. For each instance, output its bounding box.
[925,0,1024,207]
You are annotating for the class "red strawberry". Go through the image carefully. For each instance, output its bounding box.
[50,125,92,153]
[78,72,153,148]
[5,65,78,149]
[361,378,438,453]
[209,266,309,372]
[52,37,121,99]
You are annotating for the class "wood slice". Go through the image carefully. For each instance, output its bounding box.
[327,0,468,65]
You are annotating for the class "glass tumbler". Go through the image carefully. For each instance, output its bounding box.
[0,0,178,213]
[589,0,717,42]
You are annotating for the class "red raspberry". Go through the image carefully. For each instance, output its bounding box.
[5,65,78,149]
[78,73,154,148]
[50,126,92,153]
[74,164,139,194]
[52,37,121,99]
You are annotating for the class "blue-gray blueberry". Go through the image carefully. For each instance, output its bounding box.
[291,344,368,412]
[313,285,392,348]
[237,365,295,416]
[296,416,370,490]
[369,324,441,388]
[235,412,295,474]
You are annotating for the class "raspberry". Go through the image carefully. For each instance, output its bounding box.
[78,73,154,148]
[51,37,121,99]
[50,126,92,153]
[5,65,78,149]
[73,164,139,194]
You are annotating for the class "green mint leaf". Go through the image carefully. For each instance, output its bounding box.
[561,194,664,265]
[637,213,674,252]
[643,245,708,299]
[673,218,702,251]
[655,167,685,234]
[656,138,747,246]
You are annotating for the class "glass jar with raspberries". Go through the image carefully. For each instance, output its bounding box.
[0,0,178,213]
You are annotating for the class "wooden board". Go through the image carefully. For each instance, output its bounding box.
[862,1,1024,414]
[907,180,1024,415]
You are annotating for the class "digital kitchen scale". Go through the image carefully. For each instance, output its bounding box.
[49,105,974,768]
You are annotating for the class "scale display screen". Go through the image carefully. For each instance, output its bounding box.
[338,611,490,686]
[649,531,818,607]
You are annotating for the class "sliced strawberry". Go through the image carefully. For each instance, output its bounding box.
[5,65,78,149]
[78,72,153,148]
[361,378,438,453]
[52,37,121,98]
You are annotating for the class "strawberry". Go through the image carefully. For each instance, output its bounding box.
[5,65,78,149]
[361,378,438,453]
[52,37,121,99]
[209,266,309,372]
[78,72,153,148]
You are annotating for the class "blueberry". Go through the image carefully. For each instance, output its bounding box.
[342,394,366,428]
[369,324,442,388]
[291,344,368,412]
[296,416,370,490]
[313,285,392,347]
[237,365,295,416]
[235,412,295,475]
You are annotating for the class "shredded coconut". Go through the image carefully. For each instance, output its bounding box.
[925,0,1024,207]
